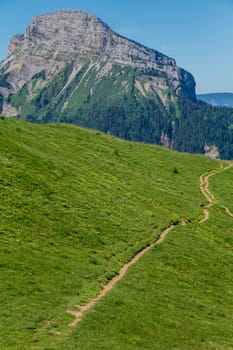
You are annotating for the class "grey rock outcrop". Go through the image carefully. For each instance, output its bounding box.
[8,10,173,65]
[0,9,196,101]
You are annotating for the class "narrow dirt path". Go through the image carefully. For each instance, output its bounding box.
[67,224,176,327]
[199,162,233,223]
[67,161,233,328]
[199,171,215,223]
[200,208,209,223]
[225,206,233,217]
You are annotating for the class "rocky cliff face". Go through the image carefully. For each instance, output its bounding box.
[1,10,233,159]
[0,9,196,104]
[8,10,174,66]
[0,10,207,155]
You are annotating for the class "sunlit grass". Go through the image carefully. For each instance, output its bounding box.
[0,117,224,349]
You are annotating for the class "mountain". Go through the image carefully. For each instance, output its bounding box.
[0,9,195,116]
[1,117,233,349]
[1,10,233,159]
[198,93,233,107]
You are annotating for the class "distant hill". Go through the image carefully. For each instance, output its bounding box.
[198,93,233,107]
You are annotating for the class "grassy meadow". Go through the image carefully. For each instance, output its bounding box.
[65,206,233,350]
[0,117,232,349]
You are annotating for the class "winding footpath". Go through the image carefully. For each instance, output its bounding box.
[199,162,233,223]
[67,161,233,327]
[67,225,176,327]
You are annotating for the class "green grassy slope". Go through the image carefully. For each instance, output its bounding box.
[0,117,228,349]
[67,207,233,350]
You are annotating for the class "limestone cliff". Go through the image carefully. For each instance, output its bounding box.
[0,9,196,106]
[0,10,207,156]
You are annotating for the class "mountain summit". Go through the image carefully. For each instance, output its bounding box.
[0,9,195,115]
[9,9,176,67]
[1,10,233,159]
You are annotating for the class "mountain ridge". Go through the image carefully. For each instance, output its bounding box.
[0,9,196,115]
[198,92,233,107]
[1,10,233,159]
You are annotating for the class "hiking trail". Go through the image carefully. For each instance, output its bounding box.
[199,162,233,223]
[67,224,176,327]
[67,161,233,327]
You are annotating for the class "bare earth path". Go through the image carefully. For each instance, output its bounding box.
[67,161,233,327]
[225,206,233,217]
[67,225,175,327]
[199,162,233,223]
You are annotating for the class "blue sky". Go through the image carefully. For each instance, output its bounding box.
[0,0,233,93]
